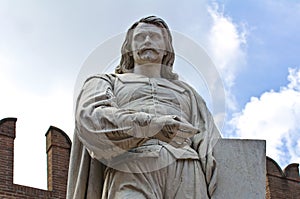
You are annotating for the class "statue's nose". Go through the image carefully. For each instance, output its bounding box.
[144,35,152,45]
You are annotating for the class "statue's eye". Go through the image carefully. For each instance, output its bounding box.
[134,33,145,42]
[150,33,161,41]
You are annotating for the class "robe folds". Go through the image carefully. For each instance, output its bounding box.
[66,73,221,199]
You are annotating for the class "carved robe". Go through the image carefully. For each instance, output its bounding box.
[67,73,220,199]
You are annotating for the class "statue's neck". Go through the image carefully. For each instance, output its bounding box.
[133,63,161,78]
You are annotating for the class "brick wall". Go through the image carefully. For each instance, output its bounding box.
[0,118,71,199]
[266,156,300,199]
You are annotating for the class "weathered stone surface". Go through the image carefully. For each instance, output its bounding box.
[212,139,266,199]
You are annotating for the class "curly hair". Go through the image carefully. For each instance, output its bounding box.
[115,16,178,80]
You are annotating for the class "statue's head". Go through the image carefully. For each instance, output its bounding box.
[115,16,178,80]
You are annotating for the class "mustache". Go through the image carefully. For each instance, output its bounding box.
[137,48,160,54]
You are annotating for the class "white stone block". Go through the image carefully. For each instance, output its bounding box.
[212,139,266,199]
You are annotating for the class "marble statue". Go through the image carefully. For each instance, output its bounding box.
[67,16,220,199]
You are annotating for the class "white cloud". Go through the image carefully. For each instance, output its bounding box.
[230,68,300,167]
[287,68,300,91]
[206,3,247,112]
[208,5,246,78]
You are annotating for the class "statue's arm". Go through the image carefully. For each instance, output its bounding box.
[75,75,151,159]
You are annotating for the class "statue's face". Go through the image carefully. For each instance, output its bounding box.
[131,23,166,65]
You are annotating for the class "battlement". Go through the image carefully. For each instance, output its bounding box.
[0,117,71,199]
[266,156,300,198]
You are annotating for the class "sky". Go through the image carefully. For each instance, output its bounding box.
[0,0,299,190]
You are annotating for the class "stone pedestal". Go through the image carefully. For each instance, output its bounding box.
[212,139,266,199]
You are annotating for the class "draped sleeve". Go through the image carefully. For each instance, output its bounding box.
[75,74,151,160]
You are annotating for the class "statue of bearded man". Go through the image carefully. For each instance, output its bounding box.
[67,16,220,199]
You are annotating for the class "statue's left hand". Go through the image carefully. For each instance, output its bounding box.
[151,115,198,144]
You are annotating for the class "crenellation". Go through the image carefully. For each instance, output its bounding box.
[0,117,71,199]
[266,157,300,198]
[0,118,17,138]
[284,163,300,180]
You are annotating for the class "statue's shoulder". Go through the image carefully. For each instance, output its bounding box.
[85,73,117,83]
[172,79,195,92]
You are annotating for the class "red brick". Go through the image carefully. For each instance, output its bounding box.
[0,118,71,199]
[266,157,300,199]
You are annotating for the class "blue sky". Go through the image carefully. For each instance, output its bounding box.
[0,0,299,189]
[221,0,300,108]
